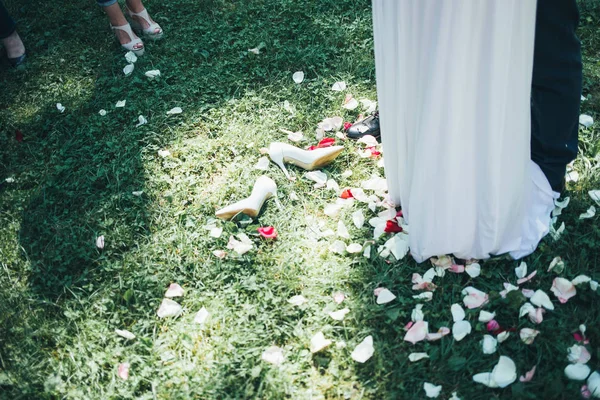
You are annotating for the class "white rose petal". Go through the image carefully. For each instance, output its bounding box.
[515,262,527,279]
[331,81,346,91]
[158,149,171,158]
[194,307,210,324]
[343,98,359,110]
[580,206,596,220]
[519,328,539,345]
[254,156,270,171]
[580,114,594,128]
[473,356,517,388]
[157,298,182,318]
[209,227,223,238]
[99,109,107,116]
[465,263,481,278]
[530,290,554,310]
[165,283,184,298]
[145,69,161,79]
[96,235,105,249]
[329,240,346,254]
[310,332,332,353]
[497,331,510,343]
[135,115,147,127]
[478,310,496,323]
[411,304,424,322]
[452,320,472,341]
[167,107,183,115]
[125,51,137,63]
[287,295,307,306]
[306,171,328,187]
[565,364,591,381]
[451,303,466,322]
[292,71,304,84]
[56,103,65,113]
[376,288,396,304]
[123,63,135,76]
[346,243,363,254]
[587,371,600,398]
[115,100,126,108]
[329,308,350,321]
[352,209,365,229]
[115,329,136,340]
[408,352,429,362]
[482,335,498,354]
[261,346,284,365]
[423,382,442,398]
[413,292,434,301]
[351,336,374,363]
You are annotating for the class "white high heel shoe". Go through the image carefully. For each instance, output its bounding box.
[126,7,164,40]
[267,142,344,180]
[216,176,278,220]
[111,23,145,56]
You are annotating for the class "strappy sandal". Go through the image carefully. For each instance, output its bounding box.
[111,23,145,56]
[126,7,164,40]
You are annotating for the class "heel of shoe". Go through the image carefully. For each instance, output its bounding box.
[268,144,294,181]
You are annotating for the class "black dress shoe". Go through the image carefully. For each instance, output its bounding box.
[9,52,26,67]
[347,111,380,140]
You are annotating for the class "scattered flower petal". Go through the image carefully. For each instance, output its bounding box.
[157,298,182,318]
[465,262,481,278]
[331,81,346,91]
[118,363,130,380]
[258,226,278,240]
[306,171,328,187]
[452,320,472,341]
[310,332,332,353]
[255,156,270,171]
[580,114,594,128]
[99,109,107,116]
[96,235,105,249]
[486,320,500,333]
[261,346,284,365]
[530,289,555,310]
[342,94,359,110]
[413,292,434,301]
[123,63,134,76]
[287,295,307,306]
[517,270,538,285]
[167,107,183,115]
[226,235,254,255]
[473,356,517,388]
[462,286,489,309]
[520,328,540,345]
[520,365,537,383]
[515,262,527,279]
[478,310,496,323]
[404,321,429,344]
[145,69,161,79]
[587,372,600,398]
[376,288,396,304]
[572,275,592,286]
[580,206,596,220]
[451,303,465,322]
[212,250,226,259]
[194,307,210,324]
[568,344,592,364]
[329,240,346,254]
[125,51,137,63]
[329,308,350,321]
[497,331,510,343]
[158,149,170,158]
[135,115,147,127]
[408,352,429,362]
[482,335,498,354]
[115,100,126,108]
[551,277,577,303]
[548,256,565,274]
[56,103,65,113]
[351,336,374,363]
[423,382,442,398]
[115,329,136,340]
[346,243,363,254]
[565,363,592,381]
[292,71,304,84]
[165,283,184,298]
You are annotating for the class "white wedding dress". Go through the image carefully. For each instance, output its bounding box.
[372,0,558,262]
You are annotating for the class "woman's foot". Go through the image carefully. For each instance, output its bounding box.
[3,30,26,66]
[126,5,163,39]
[113,26,144,51]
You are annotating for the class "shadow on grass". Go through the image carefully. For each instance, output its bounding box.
[0,0,377,397]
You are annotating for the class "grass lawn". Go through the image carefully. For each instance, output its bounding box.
[1,0,600,399]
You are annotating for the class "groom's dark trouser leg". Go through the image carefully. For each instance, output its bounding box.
[531,0,583,193]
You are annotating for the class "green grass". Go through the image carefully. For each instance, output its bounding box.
[1,0,599,399]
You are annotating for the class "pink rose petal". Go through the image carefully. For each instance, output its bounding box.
[404,321,428,344]
[118,363,130,380]
[519,365,537,382]
[517,270,538,285]
[449,264,465,273]
[551,277,577,303]
[462,287,489,309]
[333,292,345,304]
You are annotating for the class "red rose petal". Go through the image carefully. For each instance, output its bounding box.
[384,220,403,233]
[317,137,335,148]
[343,122,352,131]
[258,226,278,239]
[340,189,354,199]
[15,130,23,142]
